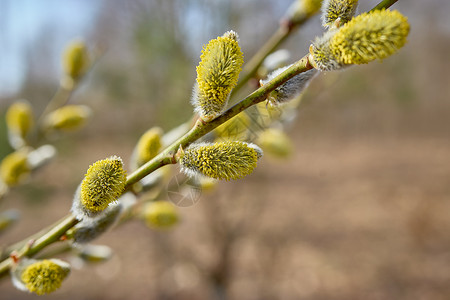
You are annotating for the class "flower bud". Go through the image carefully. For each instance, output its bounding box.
[0,149,31,186]
[310,9,410,70]
[330,9,410,65]
[132,127,163,168]
[72,156,126,220]
[71,202,122,244]
[179,141,262,180]
[62,39,90,83]
[78,244,113,263]
[321,0,358,28]
[284,0,323,23]
[256,128,293,159]
[5,100,34,145]
[192,31,243,121]
[11,258,70,295]
[44,105,92,132]
[260,65,317,106]
[143,201,179,229]
[309,30,344,71]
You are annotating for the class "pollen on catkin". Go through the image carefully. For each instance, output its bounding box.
[179,141,262,181]
[44,105,92,131]
[192,31,244,121]
[143,201,179,229]
[133,127,163,168]
[12,258,70,295]
[0,150,30,186]
[321,0,358,28]
[330,9,410,65]
[6,100,34,140]
[62,39,90,82]
[72,156,126,219]
[260,65,318,106]
[309,30,344,71]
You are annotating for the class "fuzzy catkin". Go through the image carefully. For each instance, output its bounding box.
[72,156,126,219]
[6,100,34,139]
[330,9,410,65]
[192,31,244,121]
[321,0,358,28]
[72,203,122,244]
[310,9,410,70]
[180,141,262,181]
[14,259,70,295]
[44,105,91,131]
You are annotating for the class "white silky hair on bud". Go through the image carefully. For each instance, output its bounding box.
[260,65,318,105]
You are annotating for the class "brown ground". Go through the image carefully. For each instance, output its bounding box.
[1,98,449,299]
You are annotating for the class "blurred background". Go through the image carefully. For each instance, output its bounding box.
[1,0,450,299]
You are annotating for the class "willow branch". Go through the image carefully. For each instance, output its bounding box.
[0,0,398,280]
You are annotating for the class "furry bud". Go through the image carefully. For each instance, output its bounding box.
[321,0,358,28]
[44,105,92,131]
[143,201,179,229]
[192,31,243,121]
[62,39,90,83]
[257,128,293,159]
[11,258,70,295]
[132,127,163,168]
[71,202,122,244]
[284,0,323,23]
[179,141,262,180]
[0,149,31,186]
[310,10,410,70]
[5,100,34,145]
[330,9,410,65]
[260,65,317,106]
[72,156,126,220]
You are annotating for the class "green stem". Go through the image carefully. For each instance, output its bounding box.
[233,15,308,95]
[370,0,398,11]
[126,55,313,187]
[0,214,78,278]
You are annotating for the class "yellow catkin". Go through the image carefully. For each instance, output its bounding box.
[193,31,244,121]
[62,39,89,81]
[257,128,293,159]
[20,260,70,295]
[309,30,344,71]
[321,0,359,28]
[80,156,126,214]
[5,100,34,138]
[330,9,410,65]
[44,105,91,131]
[0,150,30,186]
[310,9,409,70]
[143,201,179,229]
[286,0,323,23]
[303,0,324,17]
[180,141,262,181]
[135,127,163,167]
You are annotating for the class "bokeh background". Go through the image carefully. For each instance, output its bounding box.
[1,0,450,299]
